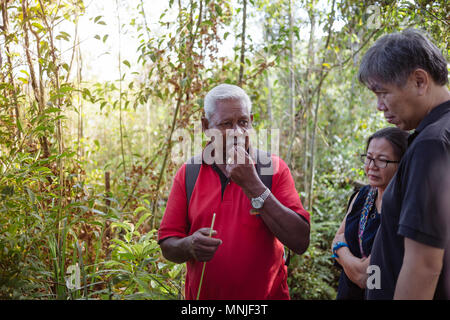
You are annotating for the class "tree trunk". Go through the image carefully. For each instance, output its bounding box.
[263,23,273,126]
[238,0,247,87]
[21,0,50,158]
[2,0,21,142]
[307,0,336,211]
[286,1,315,177]
[288,0,295,137]
[303,2,316,203]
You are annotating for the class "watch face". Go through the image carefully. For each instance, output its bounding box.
[252,198,263,209]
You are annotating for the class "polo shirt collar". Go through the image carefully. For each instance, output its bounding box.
[408,99,450,145]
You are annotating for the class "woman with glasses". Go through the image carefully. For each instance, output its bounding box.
[332,127,409,299]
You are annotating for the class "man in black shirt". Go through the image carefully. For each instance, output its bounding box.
[358,29,450,299]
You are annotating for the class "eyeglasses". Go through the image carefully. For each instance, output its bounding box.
[360,154,400,169]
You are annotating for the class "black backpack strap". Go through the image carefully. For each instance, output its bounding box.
[346,187,361,213]
[253,149,273,190]
[185,154,202,212]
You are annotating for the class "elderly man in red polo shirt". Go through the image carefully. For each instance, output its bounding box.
[158,83,310,300]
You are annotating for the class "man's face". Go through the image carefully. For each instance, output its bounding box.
[369,78,422,131]
[202,98,252,158]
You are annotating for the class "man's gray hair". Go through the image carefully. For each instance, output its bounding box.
[204,84,252,120]
[358,28,448,87]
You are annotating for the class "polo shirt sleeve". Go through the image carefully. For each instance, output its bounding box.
[158,164,189,244]
[271,156,310,224]
[398,139,449,249]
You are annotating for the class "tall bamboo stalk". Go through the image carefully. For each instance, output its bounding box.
[37,0,69,296]
[115,0,128,186]
[76,32,84,161]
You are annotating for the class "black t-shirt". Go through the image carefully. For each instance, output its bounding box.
[367,100,450,300]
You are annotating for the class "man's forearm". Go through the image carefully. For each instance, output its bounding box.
[243,179,310,254]
[394,263,441,299]
[259,194,310,254]
[160,236,193,264]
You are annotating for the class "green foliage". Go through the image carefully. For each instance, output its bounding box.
[105,224,183,300]
[0,0,448,300]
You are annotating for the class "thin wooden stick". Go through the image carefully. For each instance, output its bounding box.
[196,213,216,300]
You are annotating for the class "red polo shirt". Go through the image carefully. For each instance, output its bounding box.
[158,154,310,300]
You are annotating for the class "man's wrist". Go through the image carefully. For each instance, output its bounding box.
[244,179,266,199]
[181,235,196,261]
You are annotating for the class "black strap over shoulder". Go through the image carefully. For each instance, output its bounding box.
[185,154,202,211]
[253,149,273,190]
[346,187,361,213]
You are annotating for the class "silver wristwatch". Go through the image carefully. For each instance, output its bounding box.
[251,188,271,209]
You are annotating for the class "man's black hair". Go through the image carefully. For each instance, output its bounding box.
[358,28,448,87]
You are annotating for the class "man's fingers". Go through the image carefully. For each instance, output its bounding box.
[194,242,221,255]
[195,234,222,246]
[192,228,222,246]
[198,228,218,237]
[226,146,253,166]
[190,229,222,262]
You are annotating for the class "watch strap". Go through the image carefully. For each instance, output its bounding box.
[259,188,270,201]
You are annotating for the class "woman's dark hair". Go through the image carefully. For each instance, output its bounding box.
[366,127,409,160]
[358,28,448,87]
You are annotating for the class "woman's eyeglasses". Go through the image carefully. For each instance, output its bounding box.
[360,154,400,169]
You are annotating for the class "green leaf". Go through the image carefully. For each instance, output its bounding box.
[59,85,73,93]
[136,212,152,230]
[45,107,61,113]
[133,206,148,216]
[31,22,44,30]
[62,63,70,72]
[111,222,132,232]
[26,187,36,205]
[16,116,23,132]
[18,77,28,84]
